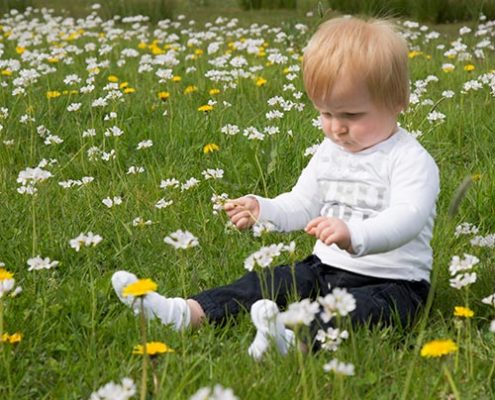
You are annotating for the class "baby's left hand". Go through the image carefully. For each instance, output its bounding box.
[305,216,353,253]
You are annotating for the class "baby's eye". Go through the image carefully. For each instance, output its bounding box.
[343,113,362,119]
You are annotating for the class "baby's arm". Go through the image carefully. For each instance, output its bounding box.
[346,147,439,256]
[224,196,260,230]
[224,143,325,233]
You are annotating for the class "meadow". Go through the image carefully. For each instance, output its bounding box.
[0,2,495,399]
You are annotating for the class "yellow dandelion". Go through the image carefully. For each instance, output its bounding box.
[184,85,198,94]
[1,332,22,344]
[464,64,475,72]
[150,44,164,55]
[408,50,423,59]
[203,143,220,153]
[454,306,474,318]
[256,77,267,87]
[119,81,129,89]
[138,41,147,49]
[107,75,119,82]
[1,69,12,76]
[15,46,25,54]
[257,49,266,57]
[209,88,220,96]
[47,57,59,63]
[194,49,203,56]
[420,339,458,358]
[10,332,22,343]
[198,104,214,113]
[66,31,80,41]
[158,91,170,101]
[46,91,61,99]
[172,76,182,82]
[123,87,136,94]
[122,279,157,297]
[0,268,13,280]
[133,341,174,356]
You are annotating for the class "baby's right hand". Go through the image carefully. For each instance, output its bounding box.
[224,196,260,230]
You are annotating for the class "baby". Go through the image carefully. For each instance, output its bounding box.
[113,16,439,358]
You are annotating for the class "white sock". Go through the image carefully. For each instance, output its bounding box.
[248,299,295,360]
[111,270,191,330]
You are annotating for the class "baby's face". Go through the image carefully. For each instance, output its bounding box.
[314,77,400,153]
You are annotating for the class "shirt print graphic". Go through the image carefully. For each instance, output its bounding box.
[317,152,388,222]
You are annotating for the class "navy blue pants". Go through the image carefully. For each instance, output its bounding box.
[192,255,429,343]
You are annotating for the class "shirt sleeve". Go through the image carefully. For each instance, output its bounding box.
[346,146,440,256]
[251,142,325,232]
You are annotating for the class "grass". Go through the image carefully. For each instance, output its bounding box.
[0,2,495,400]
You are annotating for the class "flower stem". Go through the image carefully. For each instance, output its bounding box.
[0,299,4,347]
[443,364,461,400]
[31,197,37,256]
[0,299,13,396]
[151,358,160,398]
[487,356,495,385]
[139,299,148,400]
[295,333,309,400]
[254,149,268,197]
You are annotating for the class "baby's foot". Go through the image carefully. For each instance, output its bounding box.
[248,299,295,360]
[111,270,191,330]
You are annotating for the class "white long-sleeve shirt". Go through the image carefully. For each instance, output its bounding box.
[254,128,439,282]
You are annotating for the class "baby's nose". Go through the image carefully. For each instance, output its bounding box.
[331,119,347,135]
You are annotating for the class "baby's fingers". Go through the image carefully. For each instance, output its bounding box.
[305,216,327,231]
[224,201,243,211]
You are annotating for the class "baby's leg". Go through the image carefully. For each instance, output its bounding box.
[190,255,321,325]
[309,278,429,349]
[112,271,201,330]
[345,280,429,327]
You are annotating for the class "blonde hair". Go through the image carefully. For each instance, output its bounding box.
[303,17,409,111]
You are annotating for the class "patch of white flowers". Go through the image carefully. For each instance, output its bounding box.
[164,230,199,249]
[69,232,103,252]
[17,160,55,195]
[27,256,59,271]
[244,241,295,271]
[89,377,136,400]
[323,358,355,376]
[189,384,238,400]
[102,196,122,208]
[449,253,479,289]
